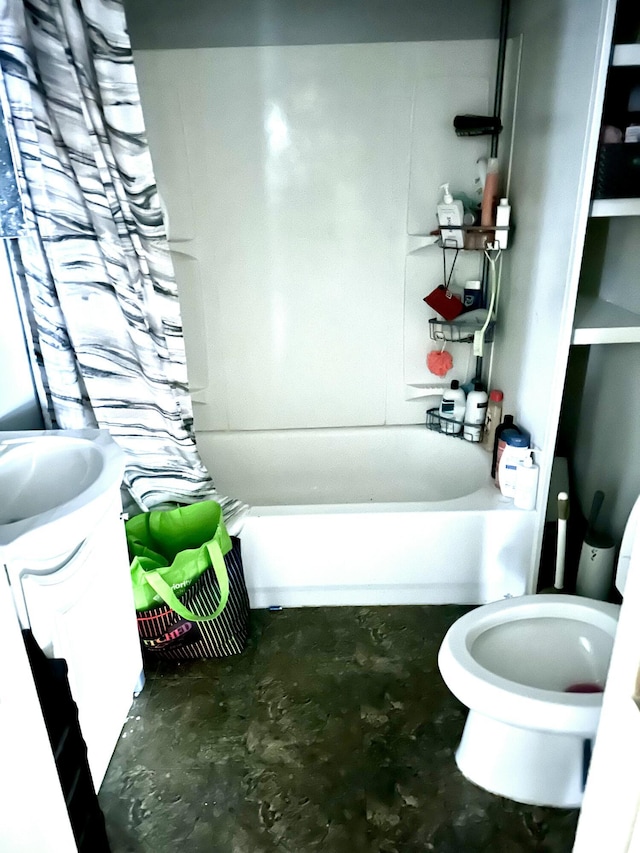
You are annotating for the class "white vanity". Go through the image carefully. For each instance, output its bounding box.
[0,429,143,791]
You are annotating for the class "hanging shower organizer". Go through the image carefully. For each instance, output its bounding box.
[427,225,509,344]
[424,227,509,440]
[421,0,511,439]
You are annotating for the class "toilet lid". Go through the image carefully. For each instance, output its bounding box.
[616,493,640,595]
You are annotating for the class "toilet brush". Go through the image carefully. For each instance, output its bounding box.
[540,492,569,593]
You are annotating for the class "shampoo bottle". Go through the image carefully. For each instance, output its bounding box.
[491,413,515,479]
[482,389,503,453]
[437,183,464,249]
[439,379,466,435]
[481,158,499,228]
[463,383,488,442]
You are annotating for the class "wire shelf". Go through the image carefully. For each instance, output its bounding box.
[429,318,495,344]
[437,225,510,251]
[426,407,484,442]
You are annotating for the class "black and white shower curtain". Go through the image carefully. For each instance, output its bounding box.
[0,0,247,529]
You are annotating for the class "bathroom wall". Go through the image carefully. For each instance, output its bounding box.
[572,344,640,541]
[479,0,613,582]
[493,0,610,450]
[129,1,502,459]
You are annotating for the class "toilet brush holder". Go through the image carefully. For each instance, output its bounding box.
[576,535,616,601]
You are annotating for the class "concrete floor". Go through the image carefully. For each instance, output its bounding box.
[99,606,579,852]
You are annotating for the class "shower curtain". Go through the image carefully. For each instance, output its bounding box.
[0,0,247,529]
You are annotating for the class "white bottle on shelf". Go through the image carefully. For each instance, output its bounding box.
[439,380,466,435]
[498,433,531,498]
[437,183,465,249]
[514,453,539,509]
[463,383,488,442]
[495,198,511,249]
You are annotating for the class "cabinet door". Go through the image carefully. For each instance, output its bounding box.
[21,489,143,790]
[0,571,77,851]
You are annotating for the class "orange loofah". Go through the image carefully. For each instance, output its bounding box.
[427,349,453,377]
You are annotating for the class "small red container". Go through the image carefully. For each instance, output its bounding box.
[423,285,465,321]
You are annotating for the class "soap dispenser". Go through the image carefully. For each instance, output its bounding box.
[437,183,464,248]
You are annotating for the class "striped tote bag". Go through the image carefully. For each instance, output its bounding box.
[127,503,250,660]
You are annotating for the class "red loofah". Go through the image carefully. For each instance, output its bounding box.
[427,349,453,377]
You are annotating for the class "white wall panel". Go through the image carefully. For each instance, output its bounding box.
[406,75,491,238]
[134,41,496,432]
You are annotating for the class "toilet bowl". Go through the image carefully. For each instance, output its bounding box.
[438,594,620,808]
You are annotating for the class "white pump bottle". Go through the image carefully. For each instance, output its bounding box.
[437,183,465,248]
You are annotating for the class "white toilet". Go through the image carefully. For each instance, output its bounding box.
[438,594,620,808]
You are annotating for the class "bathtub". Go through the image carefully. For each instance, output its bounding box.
[197,425,538,608]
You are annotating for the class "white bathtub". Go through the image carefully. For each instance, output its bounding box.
[197,425,538,608]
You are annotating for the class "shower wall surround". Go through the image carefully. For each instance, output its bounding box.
[133,40,496,436]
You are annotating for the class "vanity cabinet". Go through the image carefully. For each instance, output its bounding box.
[0,568,78,851]
[13,486,143,791]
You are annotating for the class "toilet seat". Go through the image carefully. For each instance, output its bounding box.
[439,594,620,736]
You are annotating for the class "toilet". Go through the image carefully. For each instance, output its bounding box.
[438,594,620,808]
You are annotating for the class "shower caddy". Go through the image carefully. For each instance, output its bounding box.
[426,225,509,439]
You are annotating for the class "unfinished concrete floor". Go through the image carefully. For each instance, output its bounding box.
[99,606,579,852]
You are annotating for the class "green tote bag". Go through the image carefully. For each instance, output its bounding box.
[126,501,250,660]
[127,500,232,613]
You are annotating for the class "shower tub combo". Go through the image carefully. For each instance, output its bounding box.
[199,425,538,608]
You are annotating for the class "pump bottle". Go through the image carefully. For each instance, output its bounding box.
[514,453,539,509]
[437,183,464,249]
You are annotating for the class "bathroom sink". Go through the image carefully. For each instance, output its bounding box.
[0,437,103,524]
[0,429,125,556]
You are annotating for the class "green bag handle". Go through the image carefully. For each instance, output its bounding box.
[141,540,230,622]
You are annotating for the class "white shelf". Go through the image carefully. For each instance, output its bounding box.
[406,234,439,255]
[572,295,640,345]
[612,44,640,67]
[590,198,640,217]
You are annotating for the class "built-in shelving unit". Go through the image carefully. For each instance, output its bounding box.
[612,43,640,66]
[575,33,640,345]
[572,295,640,344]
[591,198,640,216]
